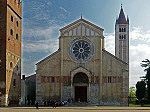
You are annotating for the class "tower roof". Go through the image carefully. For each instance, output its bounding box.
[116,5,128,24]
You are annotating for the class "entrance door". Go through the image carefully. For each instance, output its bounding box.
[75,86,87,102]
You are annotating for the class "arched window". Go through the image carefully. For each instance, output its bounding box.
[73,72,89,84]
[119,28,121,32]
[13,79,16,87]
[122,28,124,32]
[124,28,126,32]
[10,29,13,35]
[119,35,121,39]
[10,62,13,68]
[11,16,13,22]
[124,35,126,39]
[16,21,19,27]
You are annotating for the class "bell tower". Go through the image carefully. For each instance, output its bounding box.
[115,5,129,64]
[0,0,22,106]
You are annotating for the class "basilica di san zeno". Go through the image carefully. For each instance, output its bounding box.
[36,6,129,106]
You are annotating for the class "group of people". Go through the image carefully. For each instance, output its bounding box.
[35,100,69,109]
[44,100,67,107]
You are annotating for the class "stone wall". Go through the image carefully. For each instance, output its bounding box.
[102,49,129,106]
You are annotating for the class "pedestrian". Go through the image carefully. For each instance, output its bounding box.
[44,101,46,106]
[54,101,57,108]
[52,101,55,108]
[35,101,39,109]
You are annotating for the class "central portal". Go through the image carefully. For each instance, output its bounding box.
[73,72,89,102]
[75,86,87,102]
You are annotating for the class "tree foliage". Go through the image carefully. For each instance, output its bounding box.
[141,59,150,101]
[129,87,136,102]
[136,81,146,101]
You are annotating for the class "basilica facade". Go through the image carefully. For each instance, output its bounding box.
[36,6,129,106]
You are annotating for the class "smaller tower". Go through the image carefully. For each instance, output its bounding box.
[115,5,129,64]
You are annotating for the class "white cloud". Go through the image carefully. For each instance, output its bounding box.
[23,26,60,53]
[60,6,67,13]
[23,39,58,53]
[104,27,150,87]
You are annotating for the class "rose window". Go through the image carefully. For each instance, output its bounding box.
[69,39,93,62]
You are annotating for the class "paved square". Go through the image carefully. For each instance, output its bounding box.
[1,107,150,112]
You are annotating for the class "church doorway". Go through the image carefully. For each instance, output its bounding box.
[73,72,89,102]
[75,86,87,102]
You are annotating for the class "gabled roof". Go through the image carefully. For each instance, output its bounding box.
[36,49,60,65]
[102,49,128,65]
[60,18,104,32]
[116,6,128,24]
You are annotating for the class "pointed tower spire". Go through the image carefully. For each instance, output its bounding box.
[117,4,127,24]
[115,5,129,64]
[81,14,83,19]
[127,15,129,24]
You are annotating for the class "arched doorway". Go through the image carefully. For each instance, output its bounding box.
[73,72,89,102]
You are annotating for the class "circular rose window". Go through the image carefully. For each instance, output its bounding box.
[69,38,94,62]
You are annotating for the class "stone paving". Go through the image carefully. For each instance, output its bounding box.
[0,106,150,112]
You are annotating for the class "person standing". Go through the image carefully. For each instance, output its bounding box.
[35,101,39,109]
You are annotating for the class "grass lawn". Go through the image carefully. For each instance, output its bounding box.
[129,103,150,107]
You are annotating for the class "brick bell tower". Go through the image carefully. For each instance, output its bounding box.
[0,0,22,106]
[115,5,129,64]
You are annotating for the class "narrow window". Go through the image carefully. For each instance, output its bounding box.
[52,77,55,83]
[11,16,13,22]
[10,62,13,68]
[16,34,18,40]
[119,28,121,32]
[108,76,110,83]
[124,28,126,32]
[122,28,124,32]
[16,21,19,27]
[110,76,112,83]
[13,79,16,87]
[124,35,126,39]
[119,35,121,39]
[10,29,13,35]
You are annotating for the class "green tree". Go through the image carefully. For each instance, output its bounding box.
[129,87,136,102]
[136,81,146,106]
[141,59,150,102]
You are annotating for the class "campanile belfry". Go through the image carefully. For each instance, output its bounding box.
[115,5,129,64]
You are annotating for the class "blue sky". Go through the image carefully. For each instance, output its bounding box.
[22,0,150,87]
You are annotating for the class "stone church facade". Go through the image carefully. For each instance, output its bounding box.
[36,6,129,106]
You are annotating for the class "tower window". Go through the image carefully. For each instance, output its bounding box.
[119,35,121,39]
[13,79,16,87]
[123,35,126,39]
[16,34,18,40]
[10,29,13,36]
[16,21,19,27]
[11,16,13,22]
[119,28,121,32]
[124,28,126,32]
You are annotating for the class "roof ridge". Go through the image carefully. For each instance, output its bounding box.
[60,18,104,31]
